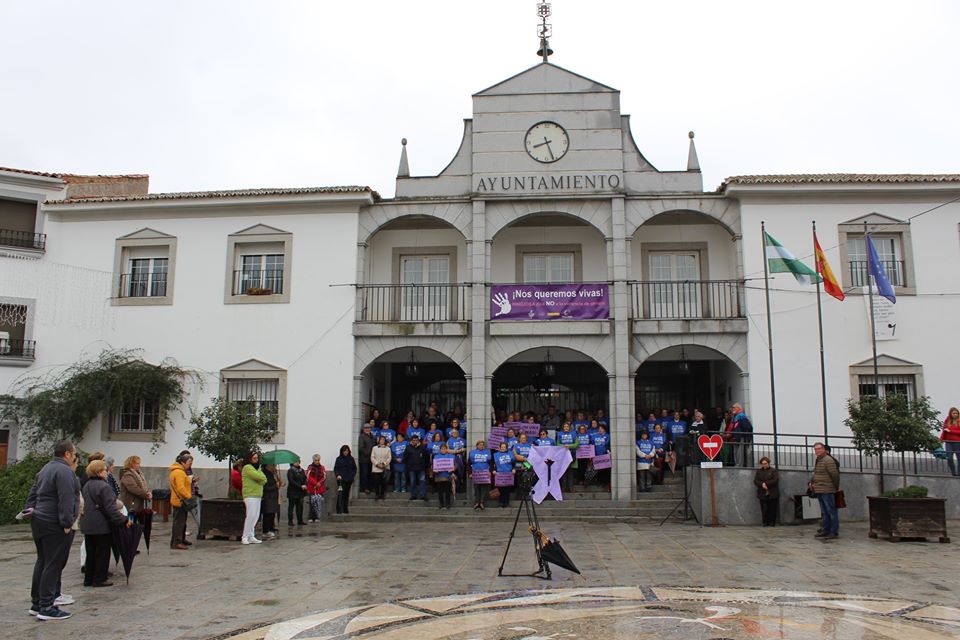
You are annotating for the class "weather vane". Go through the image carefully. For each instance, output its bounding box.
[536,2,553,62]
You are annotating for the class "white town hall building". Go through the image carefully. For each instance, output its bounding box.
[1,59,958,499]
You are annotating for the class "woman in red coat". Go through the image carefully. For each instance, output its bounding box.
[306,460,327,522]
[941,407,960,477]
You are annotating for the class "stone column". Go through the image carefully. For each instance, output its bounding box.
[609,196,636,501]
[469,200,489,443]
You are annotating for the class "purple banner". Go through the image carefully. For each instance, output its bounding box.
[592,453,612,470]
[520,423,541,438]
[490,283,609,320]
[432,457,454,472]
[576,444,596,459]
[491,425,509,437]
[495,472,515,487]
[487,434,505,450]
[471,469,491,484]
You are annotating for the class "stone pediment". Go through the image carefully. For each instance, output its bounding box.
[118,227,174,240]
[850,354,920,369]
[230,223,289,236]
[840,212,905,226]
[221,358,284,372]
[475,62,617,96]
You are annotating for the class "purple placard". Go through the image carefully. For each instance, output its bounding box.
[432,457,454,472]
[471,469,491,484]
[487,434,505,450]
[490,283,609,321]
[503,422,525,431]
[592,453,612,469]
[576,444,596,459]
[520,423,541,438]
[490,425,509,437]
[495,472,515,487]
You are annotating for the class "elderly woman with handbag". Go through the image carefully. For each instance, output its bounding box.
[753,456,780,526]
[81,459,131,586]
[168,453,194,550]
[370,436,392,501]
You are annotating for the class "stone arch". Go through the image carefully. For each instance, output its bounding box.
[359,202,472,243]
[625,197,740,238]
[630,333,747,373]
[486,200,611,240]
[355,337,471,377]
[487,336,615,378]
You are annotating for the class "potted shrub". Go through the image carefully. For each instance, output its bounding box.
[845,394,949,543]
[185,396,277,539]
[246,286,273,296]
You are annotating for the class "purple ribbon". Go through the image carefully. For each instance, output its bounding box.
[529,446,572,504]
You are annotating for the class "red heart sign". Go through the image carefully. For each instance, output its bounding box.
[698,434,723,461]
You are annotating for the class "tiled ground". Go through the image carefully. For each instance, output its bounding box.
[0,518,957,639]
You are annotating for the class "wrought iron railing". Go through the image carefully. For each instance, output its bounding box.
[631,280,745,319]
[357,283,471,322]
[118,273,168,298]
[848,260,905,287]
[0,228,46,251]
[0,338,36,359]
[232,269,284,295]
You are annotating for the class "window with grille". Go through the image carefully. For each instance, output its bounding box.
[225,378,280,426]
[857,374,915,401]
[111,399,161,432]
[126,257,168,297]
[847,235,904,287]
[239,254,284,294]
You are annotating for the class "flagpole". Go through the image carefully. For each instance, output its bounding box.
[761,221,779,466]
[864,221,884,492]
[813,221,829,445]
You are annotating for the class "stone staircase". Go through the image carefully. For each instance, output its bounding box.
[328,474,690,524]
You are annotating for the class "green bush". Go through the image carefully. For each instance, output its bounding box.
[881,485,929,499]
[0,454,48,524]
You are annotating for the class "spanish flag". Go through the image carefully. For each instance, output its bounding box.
[813,232,845,301]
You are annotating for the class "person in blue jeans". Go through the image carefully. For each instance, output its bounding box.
[390,433,407,492]
[402,436,428,500]
[810,442,841,540]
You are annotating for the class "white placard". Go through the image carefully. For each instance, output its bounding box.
[862,286,898,341]
[700,461,723,469]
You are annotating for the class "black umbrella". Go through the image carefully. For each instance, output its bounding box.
[540,539,581,574]
[114,522,143,584]
[132,509,153,554]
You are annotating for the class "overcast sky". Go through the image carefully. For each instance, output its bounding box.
[1,1,957,197]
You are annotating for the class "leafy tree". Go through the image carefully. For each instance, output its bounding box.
[0,454,47,524]
[844,394,941,491]
[0,349,195,452]
[185,396,278,473]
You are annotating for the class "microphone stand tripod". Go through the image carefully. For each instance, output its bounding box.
[497,459,552,580]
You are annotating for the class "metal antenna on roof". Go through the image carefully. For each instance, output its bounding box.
[536,2,554,62]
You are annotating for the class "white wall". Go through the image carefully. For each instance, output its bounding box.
[490,225,607,283]
[739,195,960,438]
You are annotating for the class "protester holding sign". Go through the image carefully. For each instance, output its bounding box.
[493,443,516,508]
[432,444,456,510]
[650,423,667,484]
[575,425,593,485]
[390,434,408,493]
[636,432,656,492]
[468,441,492,511]
[513,434,532,466]
[505,428,519,451]
[590,424,611,488]
[557,422,578,492]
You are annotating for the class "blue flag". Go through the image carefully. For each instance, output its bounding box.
[866,234,896,304]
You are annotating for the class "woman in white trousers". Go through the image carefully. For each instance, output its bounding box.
[241,452,267,544]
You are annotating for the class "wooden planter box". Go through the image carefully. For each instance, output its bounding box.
[196,498,246,541]
[867,496,950,543]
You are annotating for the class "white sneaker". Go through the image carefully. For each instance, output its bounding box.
[264,532,276,539]
[249,536,262,544]
[241,537,251,545]
[54,595,74,606]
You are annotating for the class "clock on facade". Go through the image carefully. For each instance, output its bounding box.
[524,121,569,163]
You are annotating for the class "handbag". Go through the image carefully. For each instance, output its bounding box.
[835,490,846,509]
[171,482,198,512]
[487,487,501,500]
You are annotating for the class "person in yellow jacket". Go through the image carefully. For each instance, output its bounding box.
[168,454,193,550]
[241,452,267,544]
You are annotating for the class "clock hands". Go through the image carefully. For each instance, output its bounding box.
[532,137,556,160]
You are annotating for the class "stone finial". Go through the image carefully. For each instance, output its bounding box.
[687,131,701,172]
[397,138,410,178]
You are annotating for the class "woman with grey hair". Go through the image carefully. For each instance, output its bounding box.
[104,457,121,497]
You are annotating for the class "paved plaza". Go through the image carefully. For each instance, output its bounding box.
[1,518,958,639]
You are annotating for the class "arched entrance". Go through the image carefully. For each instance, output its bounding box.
[360,347,466,424]
[635,345,743,424]
[492,347,608,423]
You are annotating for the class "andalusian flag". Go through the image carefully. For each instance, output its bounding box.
[763,231,820,285]
[813,232,845,301]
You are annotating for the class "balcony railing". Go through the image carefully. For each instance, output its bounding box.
[849,260,905,287]
[0,339,36,359]
[358,284,471,322]
[0,228,46,251]
[631,280,745,319]
[118,273,168,298]
[232,270,284,296]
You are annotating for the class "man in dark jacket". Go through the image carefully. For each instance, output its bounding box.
[729,403,754,468]
[402,436,429,501]
[287,461,308,525]
[358,422,375,494]
[24,440,80,620]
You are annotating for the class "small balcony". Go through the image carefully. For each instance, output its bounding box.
[232,269,284,296]
[355,284,471,337]
[0,228,46,252]
[118,273,168,298]
[0,338,36,363]
[631,280,746,334]
[848,260,905,287]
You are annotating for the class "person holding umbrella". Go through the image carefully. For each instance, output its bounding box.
[80,459,130,587]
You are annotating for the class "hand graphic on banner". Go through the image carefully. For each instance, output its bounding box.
[492,292,512,317]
